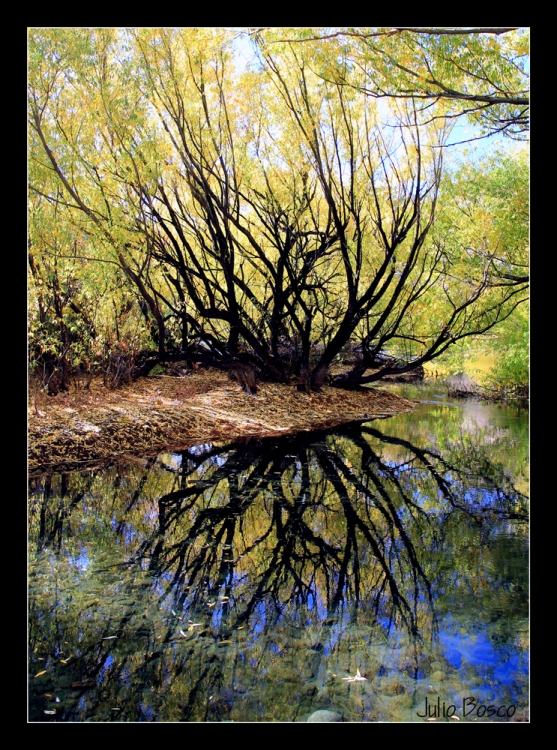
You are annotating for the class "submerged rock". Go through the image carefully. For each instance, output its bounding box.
[445,372,480,396]
[382,680,406,696]
[307,709,343,722]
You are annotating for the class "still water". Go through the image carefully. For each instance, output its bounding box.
[28,383,529,722]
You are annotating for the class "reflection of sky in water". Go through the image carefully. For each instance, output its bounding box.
[71,550,91,571]
[187,443,214,456]
[28,393,528,722]
[99,655,114,682]
[168,453,183,469]
[440,621,528,702]
[382,382,527,434]
[140,703,156,720]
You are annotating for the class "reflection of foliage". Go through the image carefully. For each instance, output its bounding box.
[28,420,528,722]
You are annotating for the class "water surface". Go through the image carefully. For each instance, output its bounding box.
[28,382,529,722]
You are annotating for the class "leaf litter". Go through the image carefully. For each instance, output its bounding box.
[29,370,414,476]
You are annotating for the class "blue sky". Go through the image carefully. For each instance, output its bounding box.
[226,27,528,165]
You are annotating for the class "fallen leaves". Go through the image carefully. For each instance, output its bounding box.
[341,669,367,682]
[28,372,414,475]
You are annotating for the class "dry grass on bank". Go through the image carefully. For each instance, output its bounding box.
[28,370,415,476]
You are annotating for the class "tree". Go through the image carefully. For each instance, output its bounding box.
[252,27,529,141]
[424,147,529,389]
[28,28,529,393]
[28,28,170,366]
[251,41,528,387]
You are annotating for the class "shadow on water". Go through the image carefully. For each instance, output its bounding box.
[28,397,529,722]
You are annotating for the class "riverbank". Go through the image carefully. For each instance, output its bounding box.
[28,371,415,476]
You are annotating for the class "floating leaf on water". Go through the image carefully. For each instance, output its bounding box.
[341,669,367,683]
[34,670,47,678]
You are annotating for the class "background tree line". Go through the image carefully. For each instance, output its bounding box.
[28,28,529,394]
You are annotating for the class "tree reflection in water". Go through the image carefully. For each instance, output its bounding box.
[29,422,528,722]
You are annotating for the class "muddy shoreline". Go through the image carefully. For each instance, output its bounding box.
[28,372,415,476]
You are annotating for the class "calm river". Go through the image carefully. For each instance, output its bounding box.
[28,382,529,722]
